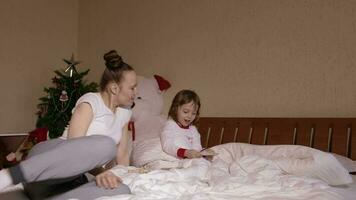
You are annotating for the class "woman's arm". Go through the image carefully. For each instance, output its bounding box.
[116,123,130,166]
[96,125,129,189]
[67,103,93,139]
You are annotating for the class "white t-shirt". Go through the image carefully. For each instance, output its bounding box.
[160,119,202,157]
[61,92,132,144]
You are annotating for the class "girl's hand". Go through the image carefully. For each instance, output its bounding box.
[95,170,122,189]
[203,155,214,161]
[184,149,202,158]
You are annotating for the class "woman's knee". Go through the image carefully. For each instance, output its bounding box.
[27,139,63,158]
[87,135,116,158]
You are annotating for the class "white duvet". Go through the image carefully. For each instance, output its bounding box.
[97,143,352,200]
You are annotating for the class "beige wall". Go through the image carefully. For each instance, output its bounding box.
[0,0,79,132]
[2,0,356,132]
[78,0,356,118]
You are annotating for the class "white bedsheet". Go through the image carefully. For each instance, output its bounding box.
[98,143,352,200]
[329,175,356,200]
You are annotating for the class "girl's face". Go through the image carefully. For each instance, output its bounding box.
[177,101,198,127]
[116,70,137,106]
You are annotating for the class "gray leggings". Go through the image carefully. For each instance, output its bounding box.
[49,181,130,200]
[9,135,131,200]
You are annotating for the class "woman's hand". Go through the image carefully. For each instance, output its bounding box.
[95,170,122,189]
[184,149,202,158]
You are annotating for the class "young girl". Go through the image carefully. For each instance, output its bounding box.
[160,89,203,159]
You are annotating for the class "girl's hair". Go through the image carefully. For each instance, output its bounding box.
[100,50,134,91]
[168,89,201,125]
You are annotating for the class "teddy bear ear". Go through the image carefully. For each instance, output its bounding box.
[154,75,171,91]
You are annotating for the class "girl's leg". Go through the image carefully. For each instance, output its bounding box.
[49,181,131,200]
[9,135,116,185]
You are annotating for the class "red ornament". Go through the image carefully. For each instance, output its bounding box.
[59,90,69,102]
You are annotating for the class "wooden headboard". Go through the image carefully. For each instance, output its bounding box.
[197,117,356,160]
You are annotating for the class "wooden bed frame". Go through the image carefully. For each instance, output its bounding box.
[197,117,356,160]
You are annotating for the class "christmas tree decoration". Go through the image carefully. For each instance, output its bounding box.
[36,56,98,138]
[59,90,69,102]
[63,54,81,77]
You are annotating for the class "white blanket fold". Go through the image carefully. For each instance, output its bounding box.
[210,143,352,186]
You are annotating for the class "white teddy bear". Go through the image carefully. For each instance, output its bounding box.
[131,75,171,142]
[129,75,176,167]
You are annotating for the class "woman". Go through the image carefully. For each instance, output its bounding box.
[0,50,137,199]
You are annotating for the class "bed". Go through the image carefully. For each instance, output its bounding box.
[197,117,356,160]
[196,117,356,200]
[1,117,356,200]
[106,117,356,200]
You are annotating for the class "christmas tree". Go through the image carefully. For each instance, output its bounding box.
[36,55,98,138]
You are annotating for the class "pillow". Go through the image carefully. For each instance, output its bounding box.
[130,137,178,167]
[331,153,356,173]
[275,151,352,185]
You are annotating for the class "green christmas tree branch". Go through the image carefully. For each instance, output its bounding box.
[36,58,98,139]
